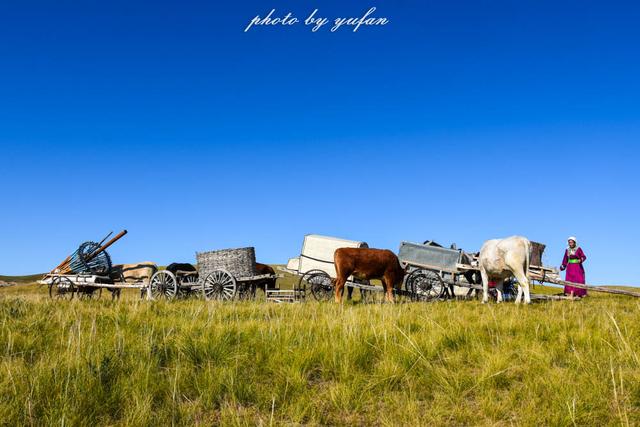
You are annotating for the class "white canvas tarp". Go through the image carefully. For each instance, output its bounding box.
[287,234,368,278]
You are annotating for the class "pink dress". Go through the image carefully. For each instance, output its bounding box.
[561,247,587,296]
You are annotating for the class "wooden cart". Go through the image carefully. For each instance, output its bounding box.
[280,234,417,302]
[42,273,147,300]
[40,230,147,300]
[147,247,282,301]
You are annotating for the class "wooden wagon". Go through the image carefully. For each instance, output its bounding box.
[147,247,281,301]
[42,272,148,300]
[40,230,149,300]
[281,234,417,302]
[397,240,564,301]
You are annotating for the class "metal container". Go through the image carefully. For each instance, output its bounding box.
[397,241,462,273]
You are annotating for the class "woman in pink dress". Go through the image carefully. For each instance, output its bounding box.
[560,236,587,297]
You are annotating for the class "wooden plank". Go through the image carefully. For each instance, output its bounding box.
[74,282,147,289]
[528,271,640,297]
[237,273,282,282]
[531,294,581,301]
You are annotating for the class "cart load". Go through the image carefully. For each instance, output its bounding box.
[49,230,128,276]
[198,247,257,278]
[41,230,142,300]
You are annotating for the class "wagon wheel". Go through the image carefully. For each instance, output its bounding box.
[148,270,178,300]
[357,280,377,304]
[202,269,237,301]
[295,270,315,295]
[179,274,199,298]
[361,287,383,303]
[489,279,519,302]
[406,269,445,301]
[49,276,76,300]
[237,283,257,300]
[77,286,102,300]
[503,278,519,301]
[303,270,333,302]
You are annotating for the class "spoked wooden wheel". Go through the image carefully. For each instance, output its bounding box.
[149,270,178,300]
[406,269,445,301]
[178,274,199,298]
[502,279,519,301]
[77,286,102,300]
[49,276,76,300]
[489,279,519,302]
[299,270,333,302]
[202,270,237,301]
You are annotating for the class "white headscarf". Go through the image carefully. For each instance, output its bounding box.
[567,236,579,255]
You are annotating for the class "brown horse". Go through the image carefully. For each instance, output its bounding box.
[334,248,405,303]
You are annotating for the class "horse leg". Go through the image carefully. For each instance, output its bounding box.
[347,285,354,301]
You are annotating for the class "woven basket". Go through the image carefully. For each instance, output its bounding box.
[196,247,257,279]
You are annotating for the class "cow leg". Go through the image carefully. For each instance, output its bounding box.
[480,268,490,304]
[513,270,531,304]
[382,275,394,303]
[495,280,504,303]
[335,276,346,303]
[515,279,524,304]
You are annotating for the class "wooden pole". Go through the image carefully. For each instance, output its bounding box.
[84,229,127,263]
[528,271,640,298]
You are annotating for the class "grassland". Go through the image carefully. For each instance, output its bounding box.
[1,276,640,426]
[0,273,44,285]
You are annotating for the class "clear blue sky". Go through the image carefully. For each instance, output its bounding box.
[1,1,638,285]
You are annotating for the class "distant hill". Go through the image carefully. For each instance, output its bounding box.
[0,274,43,285]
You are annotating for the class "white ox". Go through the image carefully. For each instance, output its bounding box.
[479,236,532,304]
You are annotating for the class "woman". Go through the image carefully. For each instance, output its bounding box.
[560,236,587,297]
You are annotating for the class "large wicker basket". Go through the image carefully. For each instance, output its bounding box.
[196,247,257,279]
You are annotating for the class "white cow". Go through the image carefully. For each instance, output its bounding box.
[479,236,531,304]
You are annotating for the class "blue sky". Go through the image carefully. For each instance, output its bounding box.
[1,1,638,285]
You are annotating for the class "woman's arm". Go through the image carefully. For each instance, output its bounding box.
[560,250,568,270]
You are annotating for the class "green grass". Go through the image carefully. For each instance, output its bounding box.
[1,276,640,425]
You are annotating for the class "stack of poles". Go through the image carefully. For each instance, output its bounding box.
[50,230,128,275]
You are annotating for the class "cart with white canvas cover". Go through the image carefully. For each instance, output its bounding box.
[280,234,392,302]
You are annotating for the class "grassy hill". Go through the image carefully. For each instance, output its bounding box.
[0,273,44,285]
[1,272,639,425]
